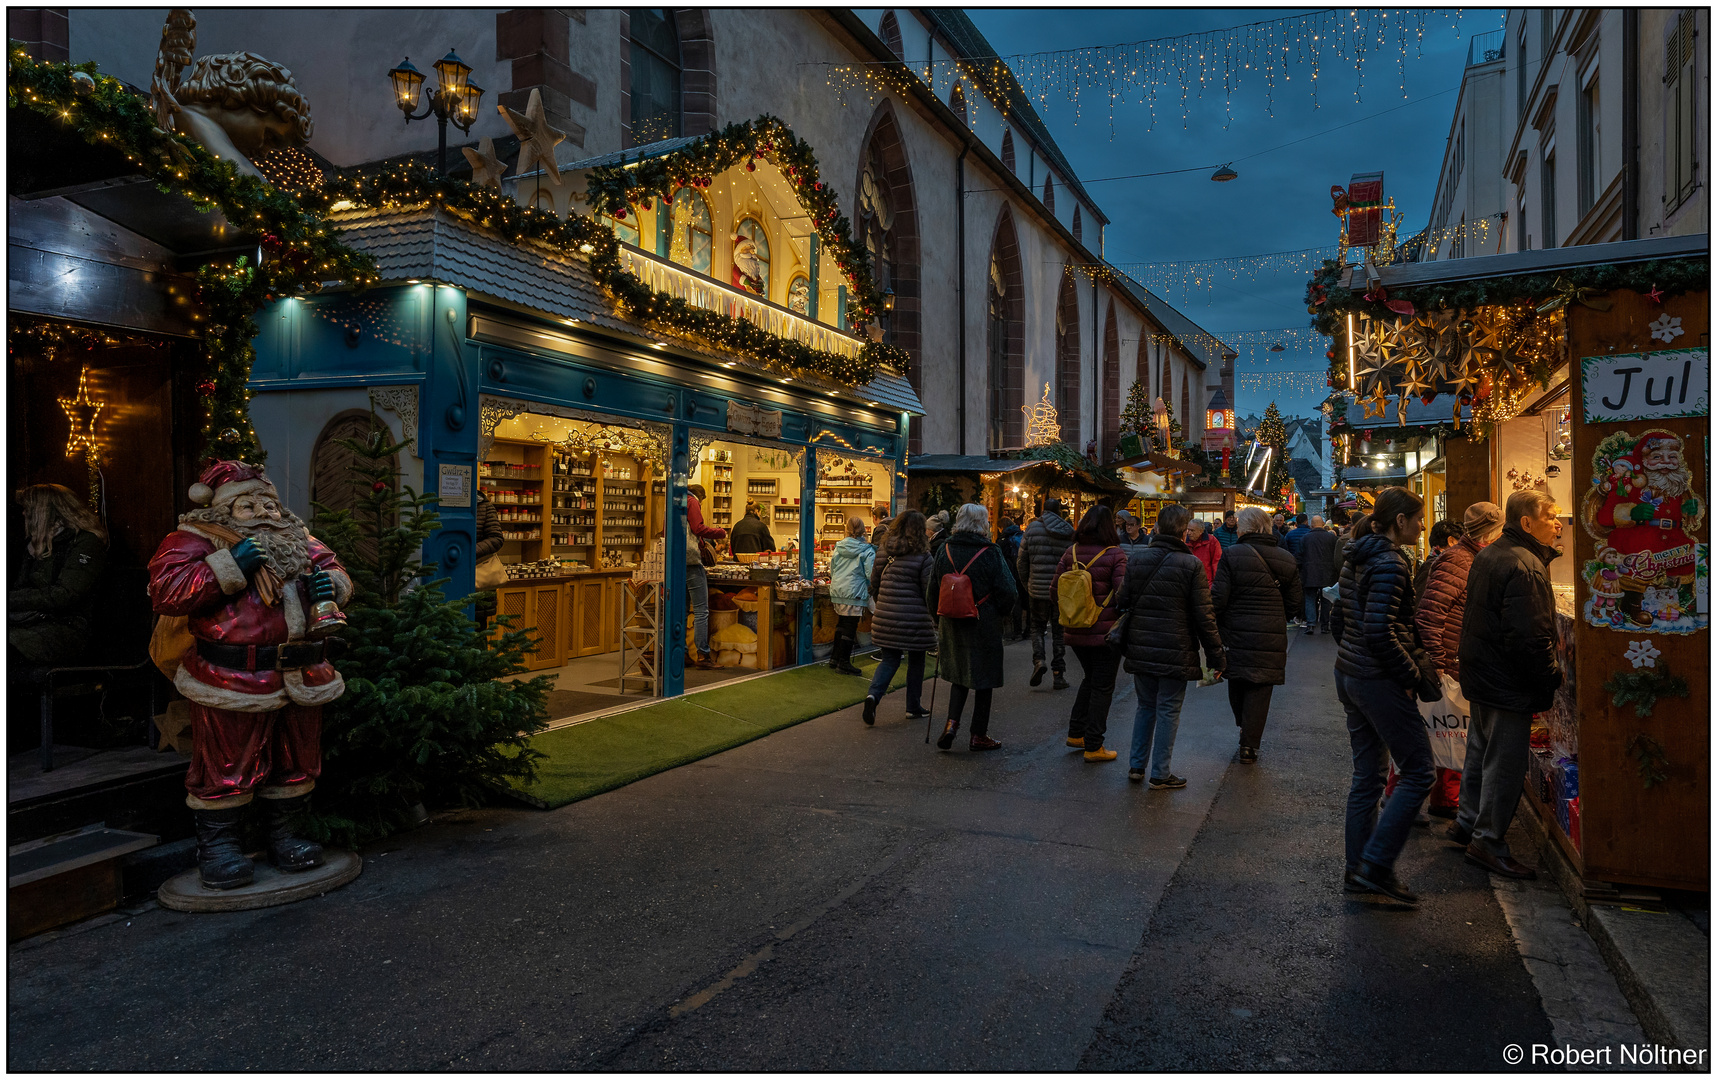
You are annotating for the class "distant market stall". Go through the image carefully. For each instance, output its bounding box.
[1311,233,1709,892]
[907,450,1130,530]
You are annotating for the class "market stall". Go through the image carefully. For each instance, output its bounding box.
[1312,233,1709,891]
[907,454,1130,535]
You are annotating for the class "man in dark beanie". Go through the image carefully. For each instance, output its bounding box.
[1017,497,1075,689]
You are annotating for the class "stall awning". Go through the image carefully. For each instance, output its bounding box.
[908,455,1039,475]
[1345,233,1708,292]
[330,206,921,416]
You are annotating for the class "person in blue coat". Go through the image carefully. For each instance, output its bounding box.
[826,515,876,675]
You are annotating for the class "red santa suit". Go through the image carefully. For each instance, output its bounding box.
[1595,434,1699,593]
[147,467,352,809]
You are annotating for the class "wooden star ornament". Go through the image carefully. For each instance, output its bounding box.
[500,89,567,184]
[462,136,507,189]
[1360,381,1391,420]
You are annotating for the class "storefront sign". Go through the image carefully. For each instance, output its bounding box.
[1581,348,1708,423]
[438,464,472,508]
[727,400,782,438]
[1580,428,1707,634]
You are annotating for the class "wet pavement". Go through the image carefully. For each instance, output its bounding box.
[8,634,1631,1070]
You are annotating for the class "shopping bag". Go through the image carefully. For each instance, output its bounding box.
[1417,672,1470,772]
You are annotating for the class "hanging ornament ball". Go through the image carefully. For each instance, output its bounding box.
[745,161,756,172]
[219,427,242,443]
[1420,392,1436,406]
[196,379,217,396]
[71,70,95,94]
[640,199,652,211]
[614,208,627,220]
[372,480,388,493]
[1325,349,1336,360]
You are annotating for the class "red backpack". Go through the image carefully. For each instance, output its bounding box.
[936,545,989,619]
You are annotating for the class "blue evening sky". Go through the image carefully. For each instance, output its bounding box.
[968,7,1507,420]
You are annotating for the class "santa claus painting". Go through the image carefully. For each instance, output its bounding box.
[148,460,352,888]
[1582,429,1707,633]
[731,231,765,295]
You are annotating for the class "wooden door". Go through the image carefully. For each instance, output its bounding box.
[495,585,534,661]
[529,583,562,669]
[604,577,624,652]
[571,578,607,657]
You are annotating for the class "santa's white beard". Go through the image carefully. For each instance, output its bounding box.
[182,504,313,579]
[1644,464,1689,498]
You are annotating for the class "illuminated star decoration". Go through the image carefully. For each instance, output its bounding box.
[59,365,103,459]
[1361,380,1391,420]
[500,88,566,185]
[461,136,507,189]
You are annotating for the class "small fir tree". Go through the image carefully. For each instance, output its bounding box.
[309,412,552,845]
[1256,401,1293,495]
[1119,379,1152,439]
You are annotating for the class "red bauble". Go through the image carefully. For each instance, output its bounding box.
[614,208,627,220]
[372,481,387,493]
[813,181,823,191]
[745,162,755,172]
[1420,392,1436,406]
[640,199,652,211]
[196,379,217,396]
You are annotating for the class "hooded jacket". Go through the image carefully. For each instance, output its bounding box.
[1186,530,1222,587]
[1329,531,1435,691]
[1414,535,1480,678]
[1212,533,1303,685]
[1458,526,1563,713]
[1116,534,1225,680]
[1016,512,1075,599]
[828,535,876,608]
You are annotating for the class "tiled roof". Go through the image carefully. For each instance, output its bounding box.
[329,207,921,415]
[921,10,1107,225]
[908,454,1039,474]
[559,136,706,173]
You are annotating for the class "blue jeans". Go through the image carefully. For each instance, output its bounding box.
[865,647,926,712]
[1336,670,1435,872]
[1129,674,1188,778]
[1304,591,1332,630]
[686,564,710,655]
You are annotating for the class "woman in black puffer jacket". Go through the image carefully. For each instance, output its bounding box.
[862,510,937,725]
[1328,487,1440,905]
[1211,506,1303,763]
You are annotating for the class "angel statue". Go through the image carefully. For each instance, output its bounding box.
[149,9,314,180]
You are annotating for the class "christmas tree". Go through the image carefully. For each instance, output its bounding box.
[1119,379,1152,438]
[1255,402,1293,497]
[310,411,552,845]
[1162,395,1184,450]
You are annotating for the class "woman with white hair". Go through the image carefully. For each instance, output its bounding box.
[925,503,1017,751]
[1211,506,1303,763]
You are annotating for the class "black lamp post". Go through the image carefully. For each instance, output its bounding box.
[388,50,484,173]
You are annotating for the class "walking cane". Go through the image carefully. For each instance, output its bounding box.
[925,651,939,744]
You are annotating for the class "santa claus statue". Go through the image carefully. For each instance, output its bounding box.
[147,460,352,890]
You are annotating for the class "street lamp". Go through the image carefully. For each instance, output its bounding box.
[1210,163,1238,182]
[388,49,484,173]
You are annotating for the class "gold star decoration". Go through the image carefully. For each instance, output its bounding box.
[1447,360,1482,397]
[1360,380,1391,419]
[462,136,507,189]
[500,88,567,185]
[1399,364,1435,399]
[59,365,103,460]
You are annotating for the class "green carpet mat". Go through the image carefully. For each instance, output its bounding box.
[509,655,938,809]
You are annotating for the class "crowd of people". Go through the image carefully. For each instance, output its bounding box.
[829,486,1563,909]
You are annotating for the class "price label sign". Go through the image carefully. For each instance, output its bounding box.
[439,464,472,508]
[1582,348,1708,423]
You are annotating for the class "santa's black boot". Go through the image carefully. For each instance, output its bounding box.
[261,794,325,872]
[193,807,255,890]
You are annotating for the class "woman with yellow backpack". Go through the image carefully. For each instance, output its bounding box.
[1052,505,1129,761]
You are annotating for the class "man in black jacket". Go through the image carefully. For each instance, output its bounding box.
[1017,498,1075,689]
[730,502,776,554]
[1117,504,1226,787]
[1296,515,1340,634]
[1450,490,1563,879]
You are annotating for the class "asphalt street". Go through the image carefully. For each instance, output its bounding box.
[8,633,1610,1070]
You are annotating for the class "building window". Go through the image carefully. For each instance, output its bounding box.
[879,10,902,58]
[1055,271,1080,441]
[1541,150,1557,248]
[1001,129,1015,173]
[949,81,968,126]
[858,140,895,343]
[1159,354,1171,410]
[668,187,713,275]
[1100,305,1119,458]
[604,211,640,248]
[1517,25,1528,124]
[1517,192,1529,251]
[732,217,770,296]
[1578,76,1600,217]
[534,188,556,215]
[987,209,1024,451]
[1042,174,1055,214]
[1072,206,1083,244]
[630,9,681,144]
[1454,214,1466,259]
[1667,12,1699,212]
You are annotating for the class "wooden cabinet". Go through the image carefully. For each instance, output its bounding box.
[494,571,642,669]
[495,583,562,671]
[568,577,608,658]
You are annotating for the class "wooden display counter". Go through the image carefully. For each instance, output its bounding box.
[494,570,638,671]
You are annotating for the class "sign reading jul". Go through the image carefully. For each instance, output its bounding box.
[1582,348,1708,423]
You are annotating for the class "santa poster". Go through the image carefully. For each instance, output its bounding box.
[1580,428,1708,634]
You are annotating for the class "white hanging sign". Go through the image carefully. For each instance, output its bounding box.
[727,400,783,438]
[1581,348,1708,423]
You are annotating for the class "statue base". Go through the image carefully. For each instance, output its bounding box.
[156,849,362,913]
